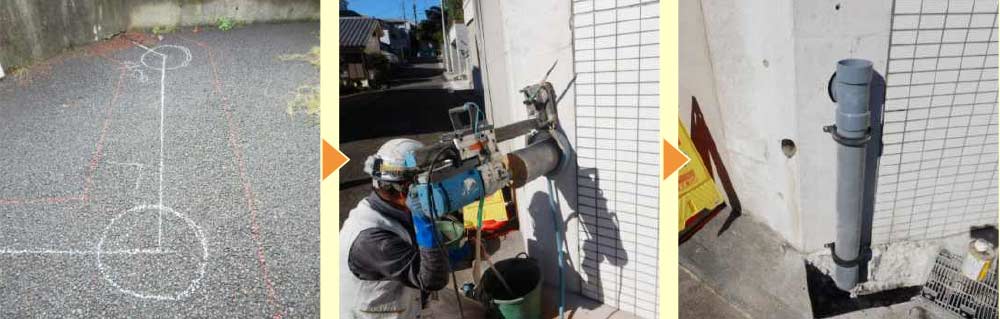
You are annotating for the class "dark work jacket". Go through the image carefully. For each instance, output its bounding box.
[347,192,449,291]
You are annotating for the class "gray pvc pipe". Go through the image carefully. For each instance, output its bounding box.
[834,60,873,139]
[831,59,873,291]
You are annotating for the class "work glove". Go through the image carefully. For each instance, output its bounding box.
[407,184,438,249]
[411,212,437,249]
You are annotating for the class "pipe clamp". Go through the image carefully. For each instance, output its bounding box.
[824,242,872,268]
[823,125,871,148]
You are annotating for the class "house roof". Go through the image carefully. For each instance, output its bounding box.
[340,17,381,48]
[340,10,362,17]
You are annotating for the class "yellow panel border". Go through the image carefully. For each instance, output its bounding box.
[322,1,680,318]
[320,2,338,318]
[659,1,679,319]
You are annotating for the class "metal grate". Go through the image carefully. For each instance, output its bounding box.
[572,0,660,317]
[872,0,999,244]
[920,250,999,319]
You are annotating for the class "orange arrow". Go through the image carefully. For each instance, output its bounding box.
[322,139,349,180]
[663,138,690,180]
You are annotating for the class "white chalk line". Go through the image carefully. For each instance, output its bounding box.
[136,43,168,249]
[0,248,175,255]
[140,45,192,71]
[0,43,206,302]
[127,45,205,301]
[133,43,168,248]
[158,53,165,249]
[97,204,209,301]
[122,61,149,84]
[137,44,192,249]
[131,41,160,56]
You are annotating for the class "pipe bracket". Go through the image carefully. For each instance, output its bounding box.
[828,72,838,103]
[824,242,872,268]
[823,124,871,148]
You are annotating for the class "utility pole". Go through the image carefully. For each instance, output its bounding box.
[439,0,451,72]
[413,2,418,23]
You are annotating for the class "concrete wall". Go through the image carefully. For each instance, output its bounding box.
[0,0,319,69]
[678,0,730,213]
[681,0,892,252]
[791,0,892,251]
[463,0,584,304]
[462,0,482,96]
[447,23,469,75]
[494,0,580,298]
[464,0,514,128]
[469,0,662,316]
[692,0,804,249]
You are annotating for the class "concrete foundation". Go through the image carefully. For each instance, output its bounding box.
[0,0,319,70]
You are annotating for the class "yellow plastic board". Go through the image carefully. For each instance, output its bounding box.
[678,121,724,231]
[462,191,508,229]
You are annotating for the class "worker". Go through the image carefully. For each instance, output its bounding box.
[339,138,449,318]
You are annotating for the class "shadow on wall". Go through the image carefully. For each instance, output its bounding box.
[522,119,631,315]
[525,168,630,314]
[574,168,630,304]
[679,97,744,243]
[471,66,484,97]
[512,77,633,314]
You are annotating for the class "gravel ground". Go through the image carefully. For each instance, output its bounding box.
[0,22,319,318]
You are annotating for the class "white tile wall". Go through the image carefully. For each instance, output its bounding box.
[873,0,999,244]
[573,0,659,317]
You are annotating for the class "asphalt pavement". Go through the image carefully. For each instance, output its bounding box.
[0,22,319,317]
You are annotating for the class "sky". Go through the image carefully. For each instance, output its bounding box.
[344,0,440,22]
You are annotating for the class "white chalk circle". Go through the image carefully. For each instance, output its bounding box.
[140,45,192,71]
[97,204,208,301]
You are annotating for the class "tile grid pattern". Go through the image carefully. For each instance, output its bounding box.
[572,0,660,317]
[874,0,999,244]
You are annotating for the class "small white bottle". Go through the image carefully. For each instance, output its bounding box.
[961,239,996,281]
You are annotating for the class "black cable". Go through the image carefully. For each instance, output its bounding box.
[422,146,466,319]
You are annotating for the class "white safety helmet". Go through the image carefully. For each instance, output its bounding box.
[364,138,424,187]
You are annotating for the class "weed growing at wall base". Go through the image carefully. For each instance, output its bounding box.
[217,17,235,31]
[151,25,177,35]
